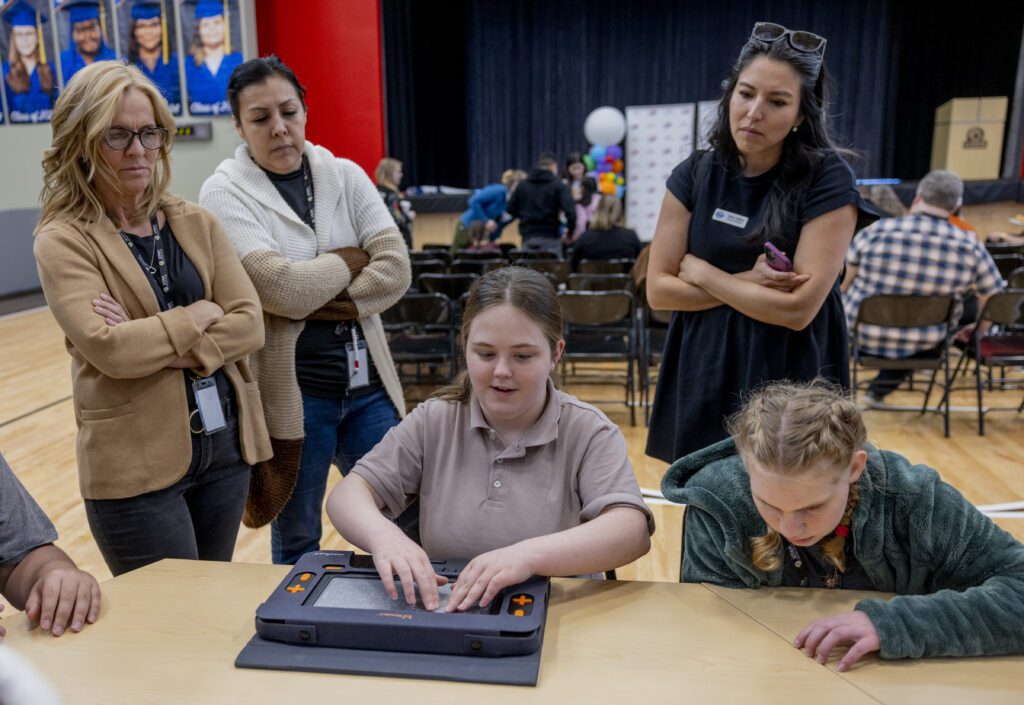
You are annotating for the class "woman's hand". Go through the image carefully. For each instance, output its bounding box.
[92,293,130,326]
[677,253,711,285]
[794,611,881,672]
[445,545,535,613]
[184,300,224,332]
[746,254,811,292]
[369,533,447,611]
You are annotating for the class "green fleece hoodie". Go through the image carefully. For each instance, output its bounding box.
[661,437,1024,660]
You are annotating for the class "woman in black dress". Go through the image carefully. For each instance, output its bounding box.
[646,22,875,463]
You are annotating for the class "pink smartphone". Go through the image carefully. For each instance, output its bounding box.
[763,242,793,272]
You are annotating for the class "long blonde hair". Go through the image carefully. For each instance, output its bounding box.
[431,267,563,403]
[725,379,867,573]
[6,27,54,95]
[38,61,176,229]
[589,195,623,231]
[375,157,403,193]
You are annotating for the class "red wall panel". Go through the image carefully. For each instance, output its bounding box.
[254,0,385,178]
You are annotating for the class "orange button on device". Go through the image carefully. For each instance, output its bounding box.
[514,609,525,617]
[300,573,311,582]
[511,595,533,606]
[286,585,305,593]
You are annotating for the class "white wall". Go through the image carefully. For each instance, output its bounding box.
[0,120,242,211]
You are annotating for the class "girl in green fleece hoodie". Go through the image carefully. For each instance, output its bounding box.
[662,379,1024,671]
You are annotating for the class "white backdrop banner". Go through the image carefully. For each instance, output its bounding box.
[625,103,695,241]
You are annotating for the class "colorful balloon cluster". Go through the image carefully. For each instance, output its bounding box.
[582,144,626,197]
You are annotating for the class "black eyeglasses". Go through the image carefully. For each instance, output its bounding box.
[104,126,169,151]
[750,21,826,56]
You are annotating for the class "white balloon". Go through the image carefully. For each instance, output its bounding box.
[583,106,627,146]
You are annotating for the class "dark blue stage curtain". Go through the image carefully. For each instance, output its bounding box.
[383,0,1023,187]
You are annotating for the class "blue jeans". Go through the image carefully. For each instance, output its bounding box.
[85,416,251,576]
[271,386,405,564]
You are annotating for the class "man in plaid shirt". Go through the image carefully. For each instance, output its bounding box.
[841,170,1003,402]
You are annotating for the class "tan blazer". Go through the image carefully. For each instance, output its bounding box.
[34,198,273,500]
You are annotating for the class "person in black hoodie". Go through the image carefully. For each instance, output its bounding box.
[506,152,575,256]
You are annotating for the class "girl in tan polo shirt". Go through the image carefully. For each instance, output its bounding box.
[327,267,654,612]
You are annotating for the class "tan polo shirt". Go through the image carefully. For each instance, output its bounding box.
[351,381,655,559]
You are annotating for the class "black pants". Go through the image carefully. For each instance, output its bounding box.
[867,346,942,399]
[85,416,251,576]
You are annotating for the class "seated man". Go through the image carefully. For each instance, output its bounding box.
[0,452,100,638]
[841,170,1003,404]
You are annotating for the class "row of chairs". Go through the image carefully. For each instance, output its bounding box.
[850,290,1024,436]
[413,261,635,300]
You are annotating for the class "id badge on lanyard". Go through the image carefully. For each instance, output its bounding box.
[192,377,227,434]
[345,325,370,389]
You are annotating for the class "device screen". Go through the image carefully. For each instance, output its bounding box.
[312,576,489,614]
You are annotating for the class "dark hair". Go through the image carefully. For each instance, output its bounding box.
[537,151,558,169]
[564,151,584,179]
[431,267,562,403]
[226,55,307,123]
[709,35,843,246]
[579,176,598,207]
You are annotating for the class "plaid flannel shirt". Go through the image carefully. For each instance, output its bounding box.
[843,213,1003,358]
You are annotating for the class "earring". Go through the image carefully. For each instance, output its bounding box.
[791,125,799,133]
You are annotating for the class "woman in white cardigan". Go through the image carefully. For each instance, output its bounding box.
[199,56,412,563]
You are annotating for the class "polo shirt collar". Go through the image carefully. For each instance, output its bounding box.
[468,378,562,447]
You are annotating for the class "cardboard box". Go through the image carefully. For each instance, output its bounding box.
[930,97,1008,180]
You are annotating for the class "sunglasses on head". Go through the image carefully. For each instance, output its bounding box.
[750,21,827,57]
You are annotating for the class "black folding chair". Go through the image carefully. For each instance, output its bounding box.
[453,249,506,261]
[381,292,456,395]
[508,249,559,262]
[1010,267,1024,290]
[410,259,448,291]
[557,290,639,425]
[450,258,506,276]
[578,258,636,275]
[418,273,479,302]
[851,294,957,436]
[566,273,634,293]
[524,259,571,286]
[992,254,1024,283]
[971,289,1024,435]
[640,304,672,426]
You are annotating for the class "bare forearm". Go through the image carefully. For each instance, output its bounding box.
[516,508,651,577]
[2,545,73,610]
[693,264,823,330]
[647,271,724,312]
[327,475,407,552]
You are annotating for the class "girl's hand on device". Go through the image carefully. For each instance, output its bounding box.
[794,611,880,672]
[445,545,535,613]
[371,535,447,611]
[748,254,809,292]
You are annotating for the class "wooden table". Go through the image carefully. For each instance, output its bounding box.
[2,560,1018,704]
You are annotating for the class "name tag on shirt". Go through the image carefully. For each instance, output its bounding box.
[712,208,749,229]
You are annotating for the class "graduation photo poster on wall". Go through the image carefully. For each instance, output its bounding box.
[1,0,58,123]
[117,0,181,114]
[55,0,116,86]
[180,0,240,116]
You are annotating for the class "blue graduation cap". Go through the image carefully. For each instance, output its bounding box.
[60,0,101,25]
[193,0,224,19]
[130,0,162,21]
[3,1,48,27]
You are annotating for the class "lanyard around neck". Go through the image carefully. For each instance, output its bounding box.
[120,215,173,311]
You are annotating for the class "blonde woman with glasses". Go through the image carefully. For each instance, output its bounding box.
[33,61,271,576]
